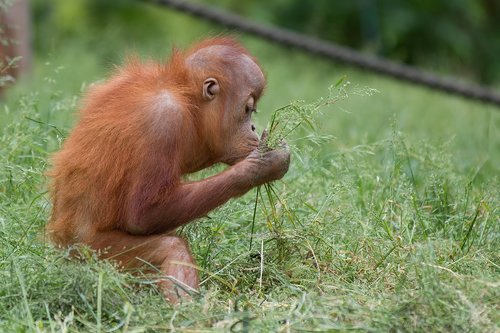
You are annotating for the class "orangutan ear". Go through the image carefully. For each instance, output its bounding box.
[202,78,219,101]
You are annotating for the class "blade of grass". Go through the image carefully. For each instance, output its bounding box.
[249,186,261,251]
[97,271,103,333]
[13,259,36,332]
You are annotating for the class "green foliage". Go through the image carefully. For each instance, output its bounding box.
[266,76,380,149]
[249,78,379,251]
[193,0,500,85]
[0,3,499,332]
[2,83,498,330]
[0,0,18,89]
[30,0,500,85]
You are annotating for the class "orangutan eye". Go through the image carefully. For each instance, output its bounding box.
[245,105,257,114]
[245,96,256,114]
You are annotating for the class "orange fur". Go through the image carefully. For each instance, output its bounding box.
[47,37,289,302]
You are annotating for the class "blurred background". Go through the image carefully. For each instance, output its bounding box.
[193,0,500,85]
[3,0,500,87]
[1,0,499,173]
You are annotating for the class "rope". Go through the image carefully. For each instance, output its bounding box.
[150,0,500,107]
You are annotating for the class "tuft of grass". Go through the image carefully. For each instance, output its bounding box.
[266,76,379,149]
[249,78,378,251]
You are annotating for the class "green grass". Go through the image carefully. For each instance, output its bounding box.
[1,6,499,332]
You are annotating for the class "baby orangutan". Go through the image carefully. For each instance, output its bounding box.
[47,38,290,302]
